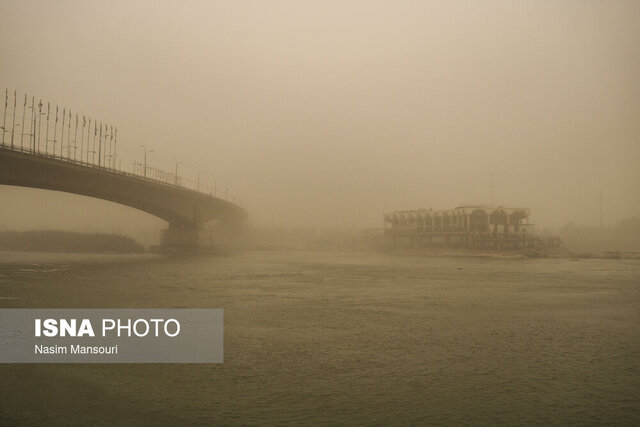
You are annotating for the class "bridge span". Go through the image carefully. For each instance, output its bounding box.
[0,146,247,251]
[0,89,247,251]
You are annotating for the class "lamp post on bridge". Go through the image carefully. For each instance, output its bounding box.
[140,145,153,178]
[193,167,200,192]
[32,109,45,154]
[174,159,183,186]
[35,101,44,154]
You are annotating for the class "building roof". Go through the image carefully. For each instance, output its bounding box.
[385,205,531,219]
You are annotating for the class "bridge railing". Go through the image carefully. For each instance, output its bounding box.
[0,89,244,207]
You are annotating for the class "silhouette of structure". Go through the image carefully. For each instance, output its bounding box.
[0,89,247,251]
[384,205,533,249]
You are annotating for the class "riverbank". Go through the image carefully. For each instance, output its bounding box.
[381,246,640,260]
[0,230,144,253]
[0,250,160,265]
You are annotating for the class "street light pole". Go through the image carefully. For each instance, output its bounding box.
[20,93,26,150]
[193,167,200,192]
[141,145,153,178]
[113,128,118,170]
[36,101,43,153]
[28,96,34,153]
[174,159,183,186]
[10,90,16,148]
[2,89,7,146]
[33,110,44,154]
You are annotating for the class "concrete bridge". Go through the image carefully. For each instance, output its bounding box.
[0,146,248,251]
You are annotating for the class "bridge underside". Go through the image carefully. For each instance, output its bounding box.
[0,147,247,252]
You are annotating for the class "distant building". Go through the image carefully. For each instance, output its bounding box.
[384,205,534,249]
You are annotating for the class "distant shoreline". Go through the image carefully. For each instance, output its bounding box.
[0,230,145,254]
[380,247,640,260]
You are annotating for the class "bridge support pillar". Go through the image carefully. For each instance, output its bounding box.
[162,224,200,253]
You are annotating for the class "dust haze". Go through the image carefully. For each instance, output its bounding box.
[1,0,639,243]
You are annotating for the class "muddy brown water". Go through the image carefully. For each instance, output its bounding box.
[0,250,639,425]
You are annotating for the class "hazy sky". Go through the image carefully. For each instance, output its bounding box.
[1,0,639,235]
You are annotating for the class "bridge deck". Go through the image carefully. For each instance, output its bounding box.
[0,146,247,228]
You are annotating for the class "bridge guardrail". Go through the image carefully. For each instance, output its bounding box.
[0,89,244,208]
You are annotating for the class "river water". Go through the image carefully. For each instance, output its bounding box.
[0,250,638,425]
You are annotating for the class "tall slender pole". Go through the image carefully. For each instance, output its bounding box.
[105,123,108,167]
[2,89,7,146]
[60,107,66,157]
[98,121,103,167]
[73,113,78,160]
[80,116,85,163]
[106,125,111,168]
[92,120,97,164]
[10,90,16,148]
[99,122,104,166]
[108,125,112,168]
[86,118,91,163]
[113,127,118,169]
[29,96,34,152]
[107,124,111,167]
[105,124,109,167]
[45,103,50,154]
[37,100,43,153]
[88,120,92,163]
[141,147,152,178]
[20,93,26,150]
[90,120,94,163]
[52,106,58,156]
[67,110,71,158]
[111,126,116,169]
